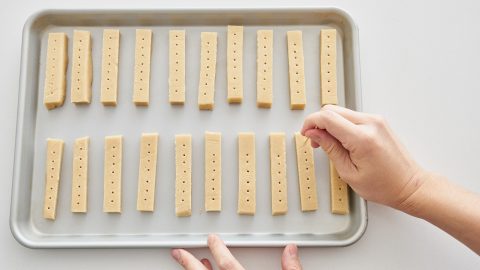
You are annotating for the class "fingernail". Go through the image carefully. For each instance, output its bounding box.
[288,244,298,257]
[171,249,181,261]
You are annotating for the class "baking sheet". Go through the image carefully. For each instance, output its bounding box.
[11,8,367,248]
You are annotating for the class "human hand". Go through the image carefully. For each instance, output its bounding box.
[301,105,426,210]
[171,234,302,270]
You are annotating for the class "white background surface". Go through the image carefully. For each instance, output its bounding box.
[1,0,479,269]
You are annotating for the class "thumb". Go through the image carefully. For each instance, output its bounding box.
[305,128,349,169]
[281,244,302,270]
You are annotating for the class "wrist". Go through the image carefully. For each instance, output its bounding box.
[394,169,434,217]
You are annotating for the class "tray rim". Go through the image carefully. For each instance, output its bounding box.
[10,7,367,249]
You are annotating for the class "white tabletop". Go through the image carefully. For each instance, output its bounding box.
[1,0,479,268]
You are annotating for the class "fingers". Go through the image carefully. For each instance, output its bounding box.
[172,235,245,270]
[281,244,302,270]
[322,104,370,124]
[304,128,352,172]
[301,110,361,148]
[200,258,213,270]
[207,234,245,270]
[171,249,208,270]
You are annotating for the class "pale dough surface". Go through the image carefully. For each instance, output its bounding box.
[227,25,244,103]
[43,32,68,110]
[100,29,120,106]
[330,161,349,214]
[43,139,64,220]
[320,29,338,106]
[71,137,89,213]
[256,30,273,108]
[287,31,306,110]
[269,133,288,215]
[103,135,122,213]
[133,29,152,106]
[237,132,256,215]
[70,30,92,104]
[136,133,158,212]
[169,30,186,105]
[175,135,192,217]
[198,32,218,110]
[294,133,318,212]
[204,132,221,211]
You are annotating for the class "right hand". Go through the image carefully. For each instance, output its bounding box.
[301,105,426,210]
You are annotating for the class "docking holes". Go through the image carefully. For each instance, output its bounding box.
[229,27,242,95]
[46,35,61,96]
[176,136,191,207]
[288,31,304,97]
[200,33,217,100]
[102,30,118,93]
[208,143,219,201]
[322,30,336,95]
[73,139,87,208]
[304,151,313,199]
[135,30,151,95]
[72,31,90,99]
[105,137,121,207]
[45,140,62,214]
[257,30,272,96]
[170,31,184,97]
[140,135,157,207]
[270,135,286,208]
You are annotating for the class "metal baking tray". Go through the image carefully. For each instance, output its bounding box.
[11,8,366,248]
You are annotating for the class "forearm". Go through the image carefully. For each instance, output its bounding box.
[399,172,480,254]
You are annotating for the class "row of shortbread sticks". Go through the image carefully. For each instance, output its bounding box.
[43,132,349,220]
[43,27,339,110]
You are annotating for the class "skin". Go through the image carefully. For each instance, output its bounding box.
[173,105,480,269]
[301,105,480,255]
[171,234,302,270]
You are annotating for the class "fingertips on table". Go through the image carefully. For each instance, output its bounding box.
[207,234,245,270]
[281,244,302,270]
[171,248,207,270]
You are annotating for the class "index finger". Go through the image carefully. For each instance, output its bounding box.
[207,234,245,270]
[322,104,370,124]
[301,110,361,146]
